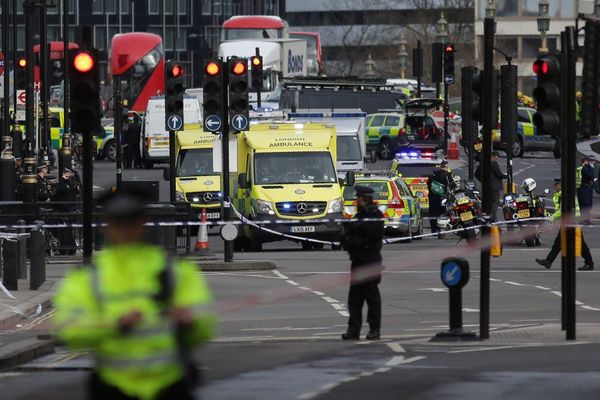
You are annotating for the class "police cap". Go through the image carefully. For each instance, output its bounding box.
[554,178,561,184]
[98,187,149,222]
[355,185,375,197]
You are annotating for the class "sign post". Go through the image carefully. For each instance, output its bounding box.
[432,257,478,342]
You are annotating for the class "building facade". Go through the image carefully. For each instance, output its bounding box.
[474,0,583,93]
[10,0,284,88]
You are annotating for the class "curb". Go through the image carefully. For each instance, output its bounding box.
[0,339,55,370]
[197,260,277,271]
[577,138,600,159]
[0,287,56,331]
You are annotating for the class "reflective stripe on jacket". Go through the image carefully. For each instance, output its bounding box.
[52,243,215,400]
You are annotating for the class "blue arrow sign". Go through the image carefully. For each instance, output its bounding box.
[204,115,222,132]
[167,115,184,131]
[231,113,249,131]
[441,262,461,287]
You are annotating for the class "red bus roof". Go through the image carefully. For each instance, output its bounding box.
[223,15,287,29]
[33,42,79,60]
[111,32,162,76]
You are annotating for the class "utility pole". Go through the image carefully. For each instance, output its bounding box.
[59,0,71,173]
[40,0,51,164]
[500,63,517,193]
[22,0,37,203]
[2,0,10,142]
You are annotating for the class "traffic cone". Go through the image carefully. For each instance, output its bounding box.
[194,208,211,255]
[447,133,459,160]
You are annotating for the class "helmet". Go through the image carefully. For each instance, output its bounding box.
[522,178,536,193]
[453,175,461,186]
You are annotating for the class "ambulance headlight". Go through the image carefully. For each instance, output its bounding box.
[328,198,343,214]
[253,199,275,215]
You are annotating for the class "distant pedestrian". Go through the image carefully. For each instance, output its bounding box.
[536,178,594,271]
[53,167,80,255]
[341,185,385,340]
[428,160,454,234]
[52,188,216,399]
[475,151,507,221]
[576,156,595,224]
[128,115,143,168]
[37,162,53,202]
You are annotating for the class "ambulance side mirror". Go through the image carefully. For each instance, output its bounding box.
[238,173,250,189]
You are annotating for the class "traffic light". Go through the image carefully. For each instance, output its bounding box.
[165,61,185,131]
[532,54,561,136]
[580,20,600,139]
[228,57,249,130]
[470,72,482,122]
[202,59,224,133]
[443,44,455,85]
[16,56,27,90]
[461,67,478,147]
[431,43,443,84]
[250,55,263,89]
[500,65,518,144]
[69,49,101,134]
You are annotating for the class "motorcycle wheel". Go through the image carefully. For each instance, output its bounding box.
[534,235,541,247]
[525,237,536,247]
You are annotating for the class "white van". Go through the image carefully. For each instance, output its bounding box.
[142,96,202,168]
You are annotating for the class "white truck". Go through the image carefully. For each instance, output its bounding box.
[218,38,308,102]
[141,96,203,168]
[287,109,372,177]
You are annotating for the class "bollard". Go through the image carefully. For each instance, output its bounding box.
[29,222,46,290]
[17,220,28,279]
[431,257,478,342]
[2,238,19,291]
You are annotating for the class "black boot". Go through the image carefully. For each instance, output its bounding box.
[341,332,360,340]
[366,330,380,340]
[535,258,551,270]
[578,264,594,271]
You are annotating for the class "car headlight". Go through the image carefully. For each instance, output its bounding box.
[176,191,185,202]
[328,198,343,213]
[253,199,275,215]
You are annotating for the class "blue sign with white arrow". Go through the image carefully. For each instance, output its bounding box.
[166,115,184,131]
[441,262,461,287]
[204,115,222,132]
[231,113,249,131]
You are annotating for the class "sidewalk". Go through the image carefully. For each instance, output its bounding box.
[577,137,600,159]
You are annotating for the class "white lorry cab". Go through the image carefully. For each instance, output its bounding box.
[142,96,202,168]
[287,110,370,177]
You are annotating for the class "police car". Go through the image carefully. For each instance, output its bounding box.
[492,107,559,158]
[390,151,446,211]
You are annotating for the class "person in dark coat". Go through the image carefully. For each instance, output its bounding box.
[476,151,507,222]
[577,156,595,224]
[428,160,454,234]
[341,185,385,341]
[53,167,81,255]
[128,115,143,168]
[37,162,53,202]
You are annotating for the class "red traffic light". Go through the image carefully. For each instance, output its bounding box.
[231,60,247,76]
[171,64,184,78]
[73,51,95,73]
[444,44,455,53]
[251,56,262,67]
[18,58,27,68]
[205,61,221,76]
[532,59,549,75]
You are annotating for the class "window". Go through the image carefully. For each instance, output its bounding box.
[121,0,130,13]
[384,116,401,127]
[517,109,531,123]
[105,0,116,13]
[148,0,159,14]
[495,38,518,59]
[522,37,557,58]
[495,0,518,17]
[174,29,187,50]
[92,0,103,14]
[95,26,107,50]
[201,0,211,15]
[178,0,187,14]
[365,115,374,127]
[17,27,25,50]
[370,115,385,127]
[213,0,222,15]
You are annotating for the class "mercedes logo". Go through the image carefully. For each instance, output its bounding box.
[295,189,305,195]
[296,202,308,214]
[202,193,213,202]
[204,180,213,185]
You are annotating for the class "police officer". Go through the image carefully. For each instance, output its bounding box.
[576,156,595,224]
[53,167,81,255]
[53,188,216,400]
[428,160,454,234]
[341,185,385,340]
[37,162,53,202]
[536,178,594,271]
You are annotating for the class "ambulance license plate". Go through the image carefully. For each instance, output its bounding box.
[460,211,473,222]
[206,213,220,219]
[291,226,316,233]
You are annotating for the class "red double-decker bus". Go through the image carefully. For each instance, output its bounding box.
[110,32,165,114]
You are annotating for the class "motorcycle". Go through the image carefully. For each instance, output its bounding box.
[502,178,546,247]
[437,178,483,244]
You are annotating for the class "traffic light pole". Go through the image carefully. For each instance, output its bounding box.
[255,47,261,109]
[461,67,477,181]
[59,0,71,173]
[40,1,51,163]
[2,0,10,142]
[114,77,123,190]
[22,1,36,203]
[169,129,176,202]
[479,17,495,341]
[443,81,449,154]
[222,123,233,262]
[500,64,517,194]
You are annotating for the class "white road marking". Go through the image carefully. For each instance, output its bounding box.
[386,356,427,367]
[489,278,502,282]
[504,281,527,286]
[534,285,551,290]
[332,303,345,310]
[417,288,448,293]
[550,291,562,297]
[386,342,406,353]
[339,311,350,317]
[286,280,300,286]
[273,270,289,280]
[322,296,338,303]
[299,286,311,291]
[312,291,325,296]
[374,367,393,373]
[513,162,535,177]
[581,305,600,311]
[462,308,479,312]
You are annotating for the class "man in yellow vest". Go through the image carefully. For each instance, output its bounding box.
[536,178,594,271]
[53,188,215,399]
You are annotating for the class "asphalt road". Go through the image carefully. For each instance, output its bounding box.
[3,149,600,399]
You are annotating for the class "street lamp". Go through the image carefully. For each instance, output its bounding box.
[365,53,376,78]
[485,0,496,18]
[398,34,409,79]
[436,12,449,45]
[537,0,550,53]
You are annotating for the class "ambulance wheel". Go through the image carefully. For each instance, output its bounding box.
[511,137,524,158]
[525,237,536,247]
[414,219,424,240]
[104,139,116,162]
[534,235,542,247]
[378,138,394,160]
[143,160,154,169]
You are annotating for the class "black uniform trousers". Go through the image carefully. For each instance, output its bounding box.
[545,230,594,266]
[489,190,501,222]
[89,373,195,400]
[347,280,382,335]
